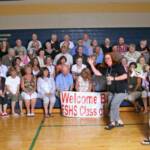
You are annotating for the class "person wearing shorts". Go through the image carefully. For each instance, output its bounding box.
[141,64,150,144]
[141,65,150,113]
[37,67,56,117]
[5,67,20,116]
[21,65,37,117]
[127,62,142,112]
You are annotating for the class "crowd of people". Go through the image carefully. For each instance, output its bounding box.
[0,33,149,123]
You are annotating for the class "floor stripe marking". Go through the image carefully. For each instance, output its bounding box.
[29,117,45,150]
[42,122,147,128]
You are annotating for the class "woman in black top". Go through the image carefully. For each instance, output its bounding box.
[101,38,112,54]
[88,53,128,130]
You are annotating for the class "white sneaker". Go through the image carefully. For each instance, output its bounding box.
[30,113,35,117]
[27,113,31,117]
[12,113,19,117]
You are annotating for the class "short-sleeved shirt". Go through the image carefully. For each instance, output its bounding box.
[56,73,73,92]
[99,64,128,93]
[6,76,20,94]
[77,76,90,92]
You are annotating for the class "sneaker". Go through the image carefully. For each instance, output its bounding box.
[141,138,150,145]
[20,112,25,116]
[105,124,115,130]
[12,113,19,117]
[27,113,31,117]
[116,120,124,127]
[116,123,124,127]
[30,113,35,117]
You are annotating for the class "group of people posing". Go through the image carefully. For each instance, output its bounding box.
[0,33,149,131]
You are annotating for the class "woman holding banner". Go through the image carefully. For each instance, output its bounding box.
[88,53,128,130]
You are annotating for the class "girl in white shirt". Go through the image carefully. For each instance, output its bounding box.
[71,56,86,80]
[75,68,92,92]
[6,67,20,116]
[37,67,56,117]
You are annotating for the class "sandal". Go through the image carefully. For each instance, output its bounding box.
[44,114,50,118]
[1,112,9,117]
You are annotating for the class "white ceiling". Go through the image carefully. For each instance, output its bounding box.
[0,0,150,4]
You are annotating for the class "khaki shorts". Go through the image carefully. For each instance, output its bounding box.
[7,93,19,102]
[142,90,150,98]
[128,91,141,102]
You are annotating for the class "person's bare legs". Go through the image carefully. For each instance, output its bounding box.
[143,97,148,113]
[31,99,36,115]
[24,100,30,115]
[49,96,56,115]
[3,104,7,114]
[44,103,49,117]
[19,100,24,115]
[0,104,2,114]
[11,101,16,115]
[49,101,55,115]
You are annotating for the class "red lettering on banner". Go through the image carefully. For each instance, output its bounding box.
[61,92,70,103]
[61,91,105,118]
[100,93,106,104]
[80,106,98,116]
[61,104,77,117]
[61,92,99,104]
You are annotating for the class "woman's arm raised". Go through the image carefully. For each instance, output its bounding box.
[87,57,102,76]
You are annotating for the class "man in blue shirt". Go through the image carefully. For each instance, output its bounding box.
[56,64,74,92]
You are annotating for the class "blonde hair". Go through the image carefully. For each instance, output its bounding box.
[81,68,92,81]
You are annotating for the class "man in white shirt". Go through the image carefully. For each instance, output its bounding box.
[60,34,75,50]
[27,33,42,52]
[124,44,141,64]
[0,58,8,78]
[53,45,73,66]
[14,39,27,55]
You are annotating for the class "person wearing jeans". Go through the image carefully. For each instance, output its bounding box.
[88,53,128,130]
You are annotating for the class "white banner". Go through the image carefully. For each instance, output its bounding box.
[60,91,106,118]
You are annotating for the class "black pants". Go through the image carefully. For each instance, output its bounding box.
[0,96,8,105]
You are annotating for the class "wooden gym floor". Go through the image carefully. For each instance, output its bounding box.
[0,111,150,150]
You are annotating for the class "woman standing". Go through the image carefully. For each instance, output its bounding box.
[21,65,37,117]
[88,53,128,130]
[37,67,56,117]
